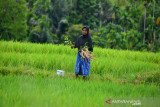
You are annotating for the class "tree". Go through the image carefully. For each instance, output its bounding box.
[106,30,122,49]
[143,0,154,44]
[125,29,143,50]
[68,0,100,29]
[92,23,123,48]
[109,4,120,24]
[119,10,134,32]
[0,0,28,41]
[97,0,112,28]
[29,15,51,43]
[92,28,108,48]
[66,24,83,43]
[29,0,69,43]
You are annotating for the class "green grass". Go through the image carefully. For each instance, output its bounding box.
[0,40,160,107]
[0,75,159,107]
[0,41,160,81]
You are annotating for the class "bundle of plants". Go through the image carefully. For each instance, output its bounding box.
[80,46,95,62]
[79,42,95,62]
[64,36,95,62]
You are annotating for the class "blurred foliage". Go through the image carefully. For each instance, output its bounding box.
[0,0,160,52]
[0,0,28,41]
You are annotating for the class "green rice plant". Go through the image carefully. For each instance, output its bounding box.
[0,40,160,107]
[0,74,160,107]
[0,50,159,82]
[0,40,160,64]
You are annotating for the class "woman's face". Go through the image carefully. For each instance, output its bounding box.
[82,28,88,35]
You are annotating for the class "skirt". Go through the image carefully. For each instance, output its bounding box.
[75,51,90,76]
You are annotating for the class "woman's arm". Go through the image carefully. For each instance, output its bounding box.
[88,37,93,52]
[71,37,79,49]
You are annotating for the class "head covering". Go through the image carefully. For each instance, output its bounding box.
[74,25,93,52]
[82,25,90,37]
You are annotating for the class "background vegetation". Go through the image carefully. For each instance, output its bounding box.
[0,0,160,52]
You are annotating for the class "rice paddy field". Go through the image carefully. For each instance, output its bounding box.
[0,40,160,107]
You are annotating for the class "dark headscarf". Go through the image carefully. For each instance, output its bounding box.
[82,25,90,36]
[75,25,93,52]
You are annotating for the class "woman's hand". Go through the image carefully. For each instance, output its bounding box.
[71,45,75,49]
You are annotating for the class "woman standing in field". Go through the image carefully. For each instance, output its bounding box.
[71,25,93,80]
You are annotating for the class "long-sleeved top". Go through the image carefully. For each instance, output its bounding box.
[74,34,93,52]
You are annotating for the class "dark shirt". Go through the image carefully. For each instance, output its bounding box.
[74,35,93,52]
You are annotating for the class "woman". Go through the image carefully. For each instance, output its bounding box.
[71,25,93,80]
